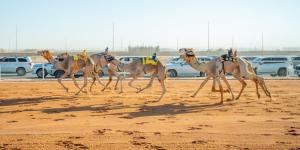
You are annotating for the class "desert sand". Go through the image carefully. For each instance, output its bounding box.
[0,79,299,150]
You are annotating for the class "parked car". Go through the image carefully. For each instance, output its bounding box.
[32,63,84,78]
[291,56,300,69]
[240,56,259,62]
[252,56,294,77]
[295,64,300,77]
[166,57,185,64]
[166,56,213,77]
[118,56,142,64]
[0,56,33,76]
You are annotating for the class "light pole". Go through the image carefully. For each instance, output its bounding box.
[16,25,18,51]
[112,23,115,51]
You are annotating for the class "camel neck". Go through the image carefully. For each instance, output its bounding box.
[187,57,205,71]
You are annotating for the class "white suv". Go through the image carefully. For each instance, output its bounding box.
[166,56,213,77]
[252,56,293,77]
[0,56,33,76]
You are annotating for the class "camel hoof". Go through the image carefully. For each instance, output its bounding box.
[191,95,196,98]
[101,88,105,92]
[65,88,69,92]
[226,98,234,101]
[118,91,123,94]
[235,97,240,100]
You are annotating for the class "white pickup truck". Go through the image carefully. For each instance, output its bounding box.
[0,56,33,76]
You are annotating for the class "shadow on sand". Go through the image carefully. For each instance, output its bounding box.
[0,96,75,107]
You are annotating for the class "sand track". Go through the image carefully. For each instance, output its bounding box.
[0,80,299,149]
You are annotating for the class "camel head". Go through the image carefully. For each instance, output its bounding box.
[179,48,196,64]
[38,50,54,63]
[106,55,120,66]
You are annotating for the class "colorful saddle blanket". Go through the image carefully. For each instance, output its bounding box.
[141,57,158,65]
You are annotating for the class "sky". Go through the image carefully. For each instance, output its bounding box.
[0,0,299,50]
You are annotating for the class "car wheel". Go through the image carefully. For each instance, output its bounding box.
[254,68,258,74]
[36,68,48,78]
[16,67,26,76]
[74,75,80,78]
[277,68,287,77]
[55,70,65,78]
[167,69,177,77]
[199,71,206,77]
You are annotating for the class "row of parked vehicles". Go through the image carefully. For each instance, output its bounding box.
[0,55,300,78]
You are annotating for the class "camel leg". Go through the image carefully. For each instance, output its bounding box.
[58,71,69,92]
[211,77,230,93]
[114,77,119,90]
[256,76,272,98]
[70,73,80,90]
[138,74,155,93]
[89,76,96,92]
[157,77,166,101]
[118,76,124,94]
[113,71,124,94]
[233,74,247,100]
[211,77,217,92]
[221,76,235,100]
[76,72,88,95]
[215,77,224,104]
[128,75,140,91]
[191,76,211,97]
[102,75,113,91]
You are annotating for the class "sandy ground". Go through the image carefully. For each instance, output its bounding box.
[0,79,299,150]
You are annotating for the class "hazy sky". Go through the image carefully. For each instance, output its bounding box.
[0,0,299,50]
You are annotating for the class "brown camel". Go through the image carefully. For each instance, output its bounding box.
[102,57,167,101]
[39,50,102,95]
[179,48,271,101]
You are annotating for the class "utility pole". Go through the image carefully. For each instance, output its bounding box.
[112,23,115,51]
[16,25,18,51]
[261,32,264,56]
[207,22,210,52]
[176,38,178,50]
[232,35,234,49]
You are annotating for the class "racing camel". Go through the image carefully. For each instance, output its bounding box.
[39,50,102,95]
[179,48,271,101]
[100,57,167,101]
[179,48,234,104]
[88,52,121,92]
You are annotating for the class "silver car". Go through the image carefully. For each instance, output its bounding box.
[166,56,213,77]
[32,63,85,78]
[252,56,294,77]
[0,56,33,76]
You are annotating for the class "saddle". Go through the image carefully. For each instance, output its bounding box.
[104,54,114,62]
[141,57,158,65]
[73,50,88,70]
[220,54,237,62]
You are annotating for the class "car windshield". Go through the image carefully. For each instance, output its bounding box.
[252,57,262,62]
